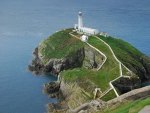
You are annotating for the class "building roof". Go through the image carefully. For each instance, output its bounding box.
[81,27,98,31]
[81,35,88,38]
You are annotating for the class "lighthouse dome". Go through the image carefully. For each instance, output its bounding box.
[79,11,82,16]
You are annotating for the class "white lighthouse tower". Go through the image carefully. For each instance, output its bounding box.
[74,12,99,35]
[78,12,83,28]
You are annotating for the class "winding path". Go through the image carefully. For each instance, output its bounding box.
[69,31,107,71]
[94,36,132,97]
[69,31,132,98]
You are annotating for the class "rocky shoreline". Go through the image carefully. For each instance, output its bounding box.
[28,46,106,112]
[28,44,150,113]
[28,46,85,75]
[28,47,69,112]
[43,81,61,98]
[43,81,69,113]
[28,43,105,75]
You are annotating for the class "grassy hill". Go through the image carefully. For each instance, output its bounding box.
[38,29,84,63]
[62,35,121,86]
[37,29,150,110]
[99,35,150,81]
[35,29,150,113]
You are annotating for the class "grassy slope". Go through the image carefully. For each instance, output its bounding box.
[100,89,116,101]
[99,35,144,74]
[62,36,120,91]
[39,29,146,101]
[62,36,120,100]
[88,36,120,87]
[38,29,84,63]
[98,97,150,113]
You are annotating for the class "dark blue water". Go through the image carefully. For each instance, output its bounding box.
[0,0,150,113]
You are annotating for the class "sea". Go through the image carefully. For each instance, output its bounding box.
[0,0,150,113]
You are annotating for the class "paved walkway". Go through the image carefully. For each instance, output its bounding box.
[139,105,150,113]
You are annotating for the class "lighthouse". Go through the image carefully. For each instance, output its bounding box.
[74,12,99,35]
[78,12,83,28]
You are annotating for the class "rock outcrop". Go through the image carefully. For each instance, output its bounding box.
[113,77,141,94]
[28,47,85,75]
[83,45,104,69]
[28,29,150,113]
[140,56,150,80]
[28,44,104,76]
[43,81,62,98]
[124,55,150,82]
[46,81,106,113]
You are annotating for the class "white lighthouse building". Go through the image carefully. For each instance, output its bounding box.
[74,12,99,35]
[78,12,83,28]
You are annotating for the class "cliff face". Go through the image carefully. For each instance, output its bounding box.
[28,41,105,112]
[119,55,150,83]
[83,45,104,69]
[29,44,104,76]
[28,29,150,112]
[29,47,84,75]
[29,29,104,76]
[113,77,141,94]
[138,56,150,80]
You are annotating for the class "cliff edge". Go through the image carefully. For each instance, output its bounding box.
[28,28,150,113]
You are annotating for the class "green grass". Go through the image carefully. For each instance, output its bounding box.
[38,29,84,63]
[122,65,130,76]
[62,36,121,98]
[100,89,117,101]
[40,29,145,102]
[98,35,144,75]
[38,29,121,100]
[87,36,120,90]
[98,97,150,113]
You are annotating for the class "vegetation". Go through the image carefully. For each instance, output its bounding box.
[100,89,116,101]
[39,29,148,102]
[61,36,122,100]
[122,64,129,76]
[62,35,121,93]
[98,35,144,76]
[38,29,84,63]
[98,97,150,113]
[88,36,121,88]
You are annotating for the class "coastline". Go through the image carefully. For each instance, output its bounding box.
[28,46,150,113]
[28,29,150,113]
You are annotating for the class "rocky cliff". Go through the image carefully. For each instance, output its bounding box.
[28,29,150,113]
[29,44,104,76]
[29,47,84,75]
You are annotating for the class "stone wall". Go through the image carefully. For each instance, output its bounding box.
[107,86,150,105]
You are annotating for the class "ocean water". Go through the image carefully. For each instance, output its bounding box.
[0,0,150,113]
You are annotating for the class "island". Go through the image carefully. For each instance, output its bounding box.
[28,12,150,113]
